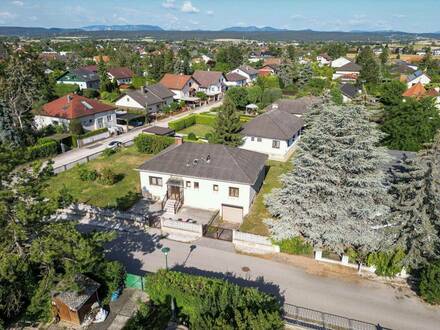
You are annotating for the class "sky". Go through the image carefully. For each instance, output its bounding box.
[0,0,439,33]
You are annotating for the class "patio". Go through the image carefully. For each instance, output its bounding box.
[163,206,219,226]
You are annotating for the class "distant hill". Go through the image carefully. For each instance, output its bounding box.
[0,26,82,36]
[221,26,287,32]
[82,25,163,32]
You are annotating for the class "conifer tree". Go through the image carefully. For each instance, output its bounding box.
[212,96,243,147]
[265,104,391,255]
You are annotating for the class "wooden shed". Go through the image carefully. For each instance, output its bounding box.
[51,274,100,325]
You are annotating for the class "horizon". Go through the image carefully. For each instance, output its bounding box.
[0,0,439,34]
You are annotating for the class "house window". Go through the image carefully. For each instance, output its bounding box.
[251,137,255,141]
[257,137,262,142]
[149,176,163,186]
[229,187,239,198]
[97,118,104,128]
[213,184,219,192]
[272,140,280,149]
[107,115,112,122]
[127,97,130,102]
[194,182,199,189]
[186,181,191,188]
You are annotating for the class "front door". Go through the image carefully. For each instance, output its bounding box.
[169,186,181,200]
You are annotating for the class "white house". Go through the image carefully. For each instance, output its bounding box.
[138,143,267,223]
[331,57,352,68]
[115,83,174,113]
[192,70,226,101]
[404,70,431,88]
[240,110,304,161]
[225,72,248,87]
[267,96,321,118]
[316,53,332,66]
[231,65,259,84]
[160,73,199,100]
[56,68,99,90]
[35,94,116,131]
[107,67,134,85]
[332,62,362,83]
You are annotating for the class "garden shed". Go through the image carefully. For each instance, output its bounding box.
[51,274,100,325]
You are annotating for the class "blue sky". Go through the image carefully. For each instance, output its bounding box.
[0,0,439,33]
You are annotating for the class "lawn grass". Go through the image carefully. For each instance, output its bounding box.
[240,159,293,236]
[45,146,151,209]
[178,124,213,138]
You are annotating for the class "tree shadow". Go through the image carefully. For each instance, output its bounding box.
[170,264,285,304]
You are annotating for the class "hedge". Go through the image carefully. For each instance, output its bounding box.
[26,139,58,160]
[168,114,196,131]
[77,128,108,139]
[134,134,175,154]
[146,270,284,330]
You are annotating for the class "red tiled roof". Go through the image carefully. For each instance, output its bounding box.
[160,73,192,90]
[42,94,116,119]
[108,67,134,79]
[258,69,272,77]
[402,83,427,98]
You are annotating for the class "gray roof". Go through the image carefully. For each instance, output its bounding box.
[267,96,321,115]
[124,89,162,106]
[146,83,175,100]
[143,126,175,136]
[71,69,99,82]
[52,274,100,311]
[238,65,259,75]
[336,62,361,72]
[340,84,361,99]
[226,72,247,82]
[241,110,304,140]
[138,143,267,185]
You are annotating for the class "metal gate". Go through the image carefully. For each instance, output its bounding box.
[203,225,233,241]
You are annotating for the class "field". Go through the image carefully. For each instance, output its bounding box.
[240,159,293,236]
[178,124,213,138]
[45,146,151,209]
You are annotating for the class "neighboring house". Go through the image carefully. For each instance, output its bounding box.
[258,64,280,77]
[138,143,268,223]
[402,82,440,107]
[240,109,304,161]
[333,62,362,83]
[115,83,174,113]
[402,70,431,88]
[331,57,352,68]
[390,60,417,76]
[267,96,321,118]
[160,73,199,100]
[340,83,362,103]
[57,68,100,90]
[317,53,332,66]
[231,65,259,83]
[93,55,110,64]
[107,67,134,85]
[225,72,248,87]
[35,94,117,131]
[192,70,226,100]
[432,49,440,56]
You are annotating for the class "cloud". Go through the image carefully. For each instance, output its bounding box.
[11,0,24,6]
[162,0,176,9]
[0,11,15,23]
[206,10,214,16]
[181,1,199,13]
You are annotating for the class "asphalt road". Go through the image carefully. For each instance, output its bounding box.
[52,101,222,170]
[92,228,440,330]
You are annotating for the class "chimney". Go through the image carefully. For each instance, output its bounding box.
[175,136,183,145]
[67,95,73,103]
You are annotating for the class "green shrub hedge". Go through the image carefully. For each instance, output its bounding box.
[168,114,196,131]
[367,249,405,277]
[146,270,284,330]
[419,261,440,304]
[134,134,175,154]
[78,128,108,139]
[275,237,314,256]
[98,168,118,185]
[26,139,58,160]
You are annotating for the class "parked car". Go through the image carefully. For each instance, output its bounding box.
[107,141,122,149]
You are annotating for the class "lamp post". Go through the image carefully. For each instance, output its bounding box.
[161,247,175,320]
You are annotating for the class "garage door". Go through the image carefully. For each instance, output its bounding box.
[222,205,243,223]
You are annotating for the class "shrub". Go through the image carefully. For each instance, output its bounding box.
[367,249,405,277]
[134,134,174,154]
[276,237,313,256]
[146,270,284,330]
[261,88,282,107]
[419,261,440,304]
[187,132,197,140]
[98,168,118,185]
[78,165,98,182]
[78,128,108,139]
[115,191,142,211]
[102,147,118,157]
[26,139,58,160]
[124,302,170,330]
[81,88,100,99]
[69,119,84,135]
[204,132,213,141]
[168,114,196,131]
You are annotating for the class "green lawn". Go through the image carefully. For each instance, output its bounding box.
[240,160,293,236]
[45,146,151,209]
[178,124,213,138]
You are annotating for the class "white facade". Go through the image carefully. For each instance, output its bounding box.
[331,57,351,68]
[139,170,265,221]
[56,80,97,90]
[231,68,257,83]
[108,73,132,85]
[407,74,431,88]
[316,55,331,66]
[240,132,301,161]
[171,78,199,99]
[115,95,173,113]
[225,79,246,88]
[198,76,226,96]
[34,110,116,131]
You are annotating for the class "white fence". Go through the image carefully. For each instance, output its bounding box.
[77,131,110,147]
[232,230,280,254]
[161,218,203,242]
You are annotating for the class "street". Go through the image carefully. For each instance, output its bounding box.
[87,227,440,330]
[52,101,222,170]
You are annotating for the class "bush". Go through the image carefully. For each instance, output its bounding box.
[115,191,141,211]
[276,237,313,256]
[204,132,213,141]
[69,119,84,135]
[367,249,405,277]
[81,88,100,99]
[100,91,120,102]
[26,139,58,160]
[98,168,118,185]
[78,128,108,139]
[134,134,175,154]
[419,261,440,304]
[168,114,196,131]
[261,88,282,107]
[146,270,284,330]
[78,165,98,182]
[187,132,197,140]
[124,302,170,330]
[102,147,118,157]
